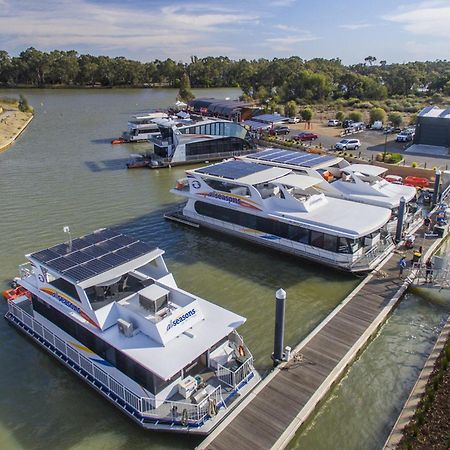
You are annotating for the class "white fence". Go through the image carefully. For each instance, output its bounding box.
[7,302,224,426]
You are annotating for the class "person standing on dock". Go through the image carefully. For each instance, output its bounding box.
[399,256,407,279]
[425,258,434,283]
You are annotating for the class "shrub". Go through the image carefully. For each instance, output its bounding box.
[348,111,363,122]
[336,111,345,121]
[388,112,403,128]
[370,107,386,123]
[411,162,418,168]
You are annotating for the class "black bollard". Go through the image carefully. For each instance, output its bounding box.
[395,196,406,243]
[432,170,441,207]
[273,288,286,366]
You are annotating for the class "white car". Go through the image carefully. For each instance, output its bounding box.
[327,119,340,127]
[396,131,414,142]
[334,138,361,150]
[288,117,300,124]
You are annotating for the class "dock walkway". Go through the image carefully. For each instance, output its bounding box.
[199,224,445,450]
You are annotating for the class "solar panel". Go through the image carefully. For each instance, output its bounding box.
[249,149,337,169]
[196,160,270,180]
[68,251,95,264]
[62,265,97,283]
[29,229,157,283]
[83,258,113,274]
[99,252,128,266]
[31,248,60,263]
[47,256,78,272]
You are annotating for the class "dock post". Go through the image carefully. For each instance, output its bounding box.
[432,170,441,206]
[273,288,286,366]
[395,196,406,243]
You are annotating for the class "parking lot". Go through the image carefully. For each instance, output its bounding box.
[274,122,450,170]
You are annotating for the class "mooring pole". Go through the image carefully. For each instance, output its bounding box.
[432,170,441,207]
[273,288,286,366]
[395,196,406,243]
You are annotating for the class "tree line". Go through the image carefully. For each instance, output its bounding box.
[1,48,449,103]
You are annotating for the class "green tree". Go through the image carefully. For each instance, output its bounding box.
[300,107,313,122]
[388,112,403,127]
[177,73,194,102]
[370,107,386,123]
[284,100,298,118]
[18,94,32,113]
[348,111,363,122]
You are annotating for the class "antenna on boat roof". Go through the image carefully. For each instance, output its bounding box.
[63,225,72,252]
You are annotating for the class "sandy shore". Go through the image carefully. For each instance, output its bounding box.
[0,104,33,153]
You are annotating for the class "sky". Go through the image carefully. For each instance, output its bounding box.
[0,0,449,64]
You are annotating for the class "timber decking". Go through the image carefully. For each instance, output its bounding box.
[200,226,442,450]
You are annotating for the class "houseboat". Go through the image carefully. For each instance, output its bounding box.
[240,149,420,231]
[168,160,394,272]
[146,118,255,168]
[5,228,260,434]
[122,112,169,142]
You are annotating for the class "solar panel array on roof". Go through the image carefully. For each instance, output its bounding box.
[196,160,270,180]
[30,229,155,283]
[247,149,336,169]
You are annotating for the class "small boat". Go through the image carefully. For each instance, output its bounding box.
[2,285,30,301]
[111,138,127,145]
[126,154,150,169]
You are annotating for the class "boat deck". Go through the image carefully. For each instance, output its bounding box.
[199,220,446,450]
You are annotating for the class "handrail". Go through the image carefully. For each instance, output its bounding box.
[7,302,225,425]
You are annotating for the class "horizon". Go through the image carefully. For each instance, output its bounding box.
[1,0,450,65]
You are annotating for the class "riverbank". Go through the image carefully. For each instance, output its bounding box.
[0,103,33,152]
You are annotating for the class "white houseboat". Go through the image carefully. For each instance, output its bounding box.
[240,149,419,231]
[5,228,259,434]
[147,118,255,167]
[168,160,394,272]
[123,112,168,142]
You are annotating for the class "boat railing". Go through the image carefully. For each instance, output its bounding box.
[216,356,254,389]
[6,302,225,426]
[19,262,33,278]
[349,234,394,271]
[185,149,255,162]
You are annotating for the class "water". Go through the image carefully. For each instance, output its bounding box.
[0,88,447,450]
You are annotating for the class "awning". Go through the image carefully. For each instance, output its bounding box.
[274,174,321,190]
[344,164,387,177]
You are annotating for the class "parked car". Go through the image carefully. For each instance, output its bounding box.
[371,121,383,130]
[293,132,319,141]
[288,117,300,124]
[270,125,290,135]
[342,119,354,129]
[327,119,340,127]
[396,130,414,142]
[385,175,403,185]
[334,138,361,150]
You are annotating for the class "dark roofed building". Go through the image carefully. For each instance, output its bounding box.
[188,98,259,121]
[414,106,450,147]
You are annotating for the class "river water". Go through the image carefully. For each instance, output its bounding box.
[0,88,448,450]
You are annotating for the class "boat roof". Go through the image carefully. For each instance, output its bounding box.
[343,164,387,177]
[191,160,290,185]
[274,197,391,238]
[274,173,322,190]
[102,294,246,380]
[243,148,342,170]
[28,228,163,289]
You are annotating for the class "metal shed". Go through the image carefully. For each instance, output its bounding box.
[414,106,450,147]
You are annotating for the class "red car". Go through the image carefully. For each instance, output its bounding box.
[293,132,318,141]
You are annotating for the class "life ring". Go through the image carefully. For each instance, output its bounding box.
[208,398,217,416]
[238,345,245,358]
[181,408,188,426]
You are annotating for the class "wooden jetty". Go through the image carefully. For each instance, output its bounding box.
[199,222,447,450]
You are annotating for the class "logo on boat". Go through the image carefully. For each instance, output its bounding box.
[41,288,81,314]
[197,191,261,210]
[166,308,196,332]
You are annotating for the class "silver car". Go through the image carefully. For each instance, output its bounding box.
[335,138,361,150]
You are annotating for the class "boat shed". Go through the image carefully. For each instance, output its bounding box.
[414,106,450,147]
[188,98,259,121]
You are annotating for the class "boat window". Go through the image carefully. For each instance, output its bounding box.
[337,237,350,253]
[31,295,178,394]
[49,277,81,303]
[346,238,363,253]
[194,201,341,253]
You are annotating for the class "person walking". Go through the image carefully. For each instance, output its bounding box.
[411,246,422,268]
[425,258,434,283]
[399,256,407,279]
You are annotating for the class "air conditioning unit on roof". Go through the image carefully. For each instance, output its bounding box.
[117,318,134,337]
